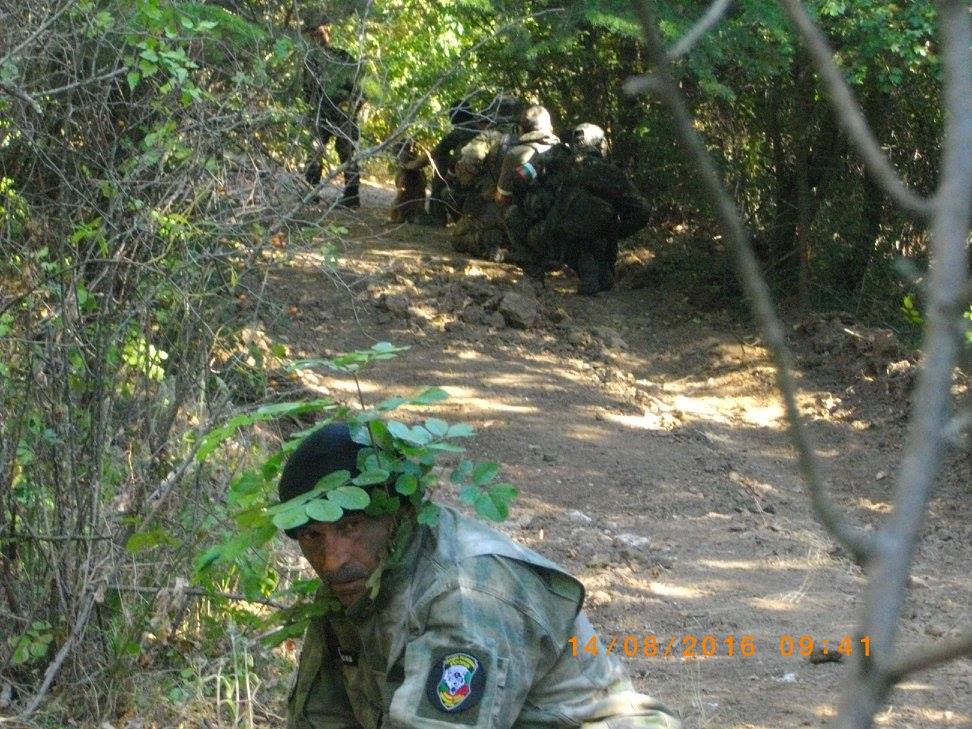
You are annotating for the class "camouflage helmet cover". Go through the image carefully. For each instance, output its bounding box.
[570,123,607,156]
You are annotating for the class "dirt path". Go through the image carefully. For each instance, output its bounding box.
[259,182,970,729]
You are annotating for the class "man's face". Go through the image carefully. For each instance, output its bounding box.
[296,511,395,608]
[309,24,331,46]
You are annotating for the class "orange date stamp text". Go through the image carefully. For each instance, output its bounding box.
[567,634,872,659]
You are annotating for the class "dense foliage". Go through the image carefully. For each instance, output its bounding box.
[0,0,945,722]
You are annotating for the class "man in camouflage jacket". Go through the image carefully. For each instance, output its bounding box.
[301,13,362,208]
[281,424,680,729]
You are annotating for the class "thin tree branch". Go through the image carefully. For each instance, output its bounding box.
[0,80,42,114]
[777,0,933,217]
[886,631,972,684]
[836,0,970,725]
[629,0,875,566]
[668,0,733,60]
[109,584,288,610]
[624,0,734,95]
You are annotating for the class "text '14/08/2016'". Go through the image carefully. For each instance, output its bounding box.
[567,634,872,659]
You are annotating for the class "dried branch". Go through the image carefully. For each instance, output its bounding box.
[668,0,733,60]
[886,631,972,684]
[628,0,874,566]
[838,0,971,721]
[777,0,934,217]
[109,584,288,610]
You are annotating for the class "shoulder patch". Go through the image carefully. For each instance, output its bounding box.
[425,652,486,714]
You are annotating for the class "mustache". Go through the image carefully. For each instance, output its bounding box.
[324,565,370,585]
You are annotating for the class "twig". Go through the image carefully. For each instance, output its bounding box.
[109,584,287,610]
[629,0,874,565]
[886,631,972,683]
[838,1,971,724]
[777,0,933,217]
[668,0,733,60]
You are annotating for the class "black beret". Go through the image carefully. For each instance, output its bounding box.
[278,422,362,504]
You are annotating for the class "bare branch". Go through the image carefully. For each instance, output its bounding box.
[110,584,288,610]
[629,0,875,565]
[834,1,971,725]
[886,631,972,684]
[668,0,733,60]
[777,0,934,217]
[0,80,42,114]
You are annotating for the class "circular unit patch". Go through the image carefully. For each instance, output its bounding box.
[425,651,486,713]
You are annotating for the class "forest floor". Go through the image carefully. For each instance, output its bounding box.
[255,180,969,729]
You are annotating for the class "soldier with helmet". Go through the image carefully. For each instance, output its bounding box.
[280,421,681,729]
[301,12,363,208]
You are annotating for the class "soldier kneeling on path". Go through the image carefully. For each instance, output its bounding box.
[503,122,650,295]
[493,104,561,273]
[449,126,515,261]
[280,422,681,729]
[389,138,427,224]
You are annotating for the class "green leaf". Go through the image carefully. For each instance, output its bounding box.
[272,507,310,530]
[351,469,389,486]
[127,71,141,91]
[487,483,518,502]
[375,396,408,411]
[395,473,418,495]
[194,546,222,572]
[312,470,350,492]
[458,485,479,506]
[417,502,440,526]
[425,417,448,437]
[471,461,499,486]
[450,459,473,484]
[327,486,371,510]
[411,387,448,405]
[446,423,475,438]
[304,499,343,523]
[387,421,430,445]
[474,493,504,522]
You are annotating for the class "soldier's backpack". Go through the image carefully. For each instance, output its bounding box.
[454,130,510,190]
[563,157,650,239]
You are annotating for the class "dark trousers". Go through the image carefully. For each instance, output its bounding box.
[306,112,360,204]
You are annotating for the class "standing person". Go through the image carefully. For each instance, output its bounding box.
[301,12,362,208]
[281,422,681,729]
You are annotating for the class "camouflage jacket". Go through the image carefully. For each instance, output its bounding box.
[496,131,561,200]
[286,506,680,729]
[302,44,362,123]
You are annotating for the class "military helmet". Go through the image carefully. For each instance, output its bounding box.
[570,123,607,157]
[301,11,334,32]
[519,105,553,134]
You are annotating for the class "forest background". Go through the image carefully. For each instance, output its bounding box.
[0,0,961,726]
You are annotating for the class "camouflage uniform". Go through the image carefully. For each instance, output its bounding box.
[425,125,481,226]
[495,130,562,276]
[287,506,679,729]
[449,129,516,260]
[303,42,363,206]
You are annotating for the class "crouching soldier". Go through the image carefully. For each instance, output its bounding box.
[282,422,681,729]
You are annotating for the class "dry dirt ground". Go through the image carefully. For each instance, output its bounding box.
[255,181,970,729]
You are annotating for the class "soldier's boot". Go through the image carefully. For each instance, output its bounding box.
[597,258,615,292]
[415,213,446,227]
[338,181,360,208]
[576,252,600,296]
[305,159,323,186]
